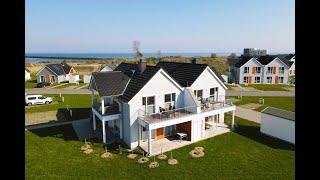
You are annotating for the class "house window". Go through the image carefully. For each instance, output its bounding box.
[50,76,55,83]
[290,70,292,74]
[194,90,203,100]
[209,87,218,102]
[243,76,248,83]
[267,77,272,84]
[40,75,45,82]
[243,67,249,74]
[142,96,155,114]
[279,77,284,84]
[254,77,261,83]
[164,93,176,109]
[267,67,272,74]
[279,67,285,74]
[256,67,261,74]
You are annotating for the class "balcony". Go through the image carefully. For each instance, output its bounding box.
[92,101,121,121]
[138,101,234,125]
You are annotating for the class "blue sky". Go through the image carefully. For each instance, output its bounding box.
[26,0,295,54]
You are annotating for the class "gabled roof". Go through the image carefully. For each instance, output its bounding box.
[262,107,295,121]
[45,63,72,76]
[284,54,295,60]
[91,71,130,97]
[114,63,161,102]
[156,61,225,86]
[235,56,255,67]
[100,64,118,71]
[25,68,30,72]
[236,55,291,68]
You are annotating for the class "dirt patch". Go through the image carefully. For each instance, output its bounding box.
[238,103,262,110]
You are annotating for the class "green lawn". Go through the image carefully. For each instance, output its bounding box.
[26,115,294,179]
[240,84,289,91]
[25,94,92,120]
[25,74,37,88]
[233,96,295,112]
[226,84,234,90]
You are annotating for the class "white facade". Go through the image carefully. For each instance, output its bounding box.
[236,57,290,84]
[25,70,31,81]
[100,66,113,72]
[261,113,295,144]
[289,61,295,76]
[67,74,80,83]
[83,74,92,84]
[91,66,235,156]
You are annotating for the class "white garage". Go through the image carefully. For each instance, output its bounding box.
[260,107,295,144]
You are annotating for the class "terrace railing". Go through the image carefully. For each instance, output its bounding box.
[138,106,198,124]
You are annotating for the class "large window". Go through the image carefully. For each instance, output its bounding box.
[279,67,285,74]
[279,77,284,84]
[142,96,155,114]
[164,93,176,109]
[194,90,203,100]
[254,77,261,83]
[267,67,272,74]
[210,87,218,102]
[267,77,272,84]
[243,67,249,74]
[256,67,261,74]
[40,75,45,82]
[243,76,248,83]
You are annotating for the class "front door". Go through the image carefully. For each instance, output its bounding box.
[156,128,164,140]
[248,76,252,84]
[275,76,279,84]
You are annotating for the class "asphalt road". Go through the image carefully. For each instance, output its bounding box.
[25,88,295,96]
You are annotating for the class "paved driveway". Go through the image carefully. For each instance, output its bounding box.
[235,106,261,123]
[25,88,90,94]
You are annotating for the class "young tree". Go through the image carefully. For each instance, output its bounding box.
[133,41,143,59]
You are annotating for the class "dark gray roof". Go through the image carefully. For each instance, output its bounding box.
[156,61,225,86]
[91,71,130,97]
[235,55,291,67]
[115,63,161,102]
[46,63,72,75]
[262,107,295,121]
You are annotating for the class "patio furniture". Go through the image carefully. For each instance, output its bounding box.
[176,133,187,142]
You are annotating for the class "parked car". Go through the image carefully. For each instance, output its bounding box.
[36,82,51,88]
[25,95,53,106]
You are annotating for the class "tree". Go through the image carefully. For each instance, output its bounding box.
[133,41,143,59]
[210,53,217,58]
[229,53,237,59]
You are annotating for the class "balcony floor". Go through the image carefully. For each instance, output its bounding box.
[140,125,230,156]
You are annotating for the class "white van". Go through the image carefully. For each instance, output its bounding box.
[25,95,53,106]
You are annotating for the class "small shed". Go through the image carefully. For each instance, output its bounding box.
[261,107,295,144]
[25,68,31,81]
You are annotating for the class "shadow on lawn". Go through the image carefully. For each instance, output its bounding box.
[56,108,92,121]
[29,124,78,141]
[234,124,295,150]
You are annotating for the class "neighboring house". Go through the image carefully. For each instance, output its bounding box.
[83,74,92,84]
[232,55,291,84]
[100,63,118,72]
[36,63,78,84]
[25,68,31,81]
[89,60,236,156]
[283,54,295,77]
[261,107,295,144]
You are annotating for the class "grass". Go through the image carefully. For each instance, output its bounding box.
[240,84,289,91]
[25,74,37,88]
[26,115,294,179]
[25,94,92,121]
[53,83,85,89]
[226,84,234,90]
[233,96,295,112]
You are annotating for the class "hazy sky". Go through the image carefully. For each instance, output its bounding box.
[26,0,295,54]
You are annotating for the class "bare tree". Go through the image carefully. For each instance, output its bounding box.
[133,41,143,59]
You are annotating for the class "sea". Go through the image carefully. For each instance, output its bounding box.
[25,52,241,63]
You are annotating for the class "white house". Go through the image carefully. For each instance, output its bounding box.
[25,68,31,81]
[89,60,236,156]
[232,55,291,84]
[36,62,79,84]
[261,107,295,144]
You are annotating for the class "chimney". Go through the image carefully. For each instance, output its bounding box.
[138,58,146,73]
[191,57,197,64]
